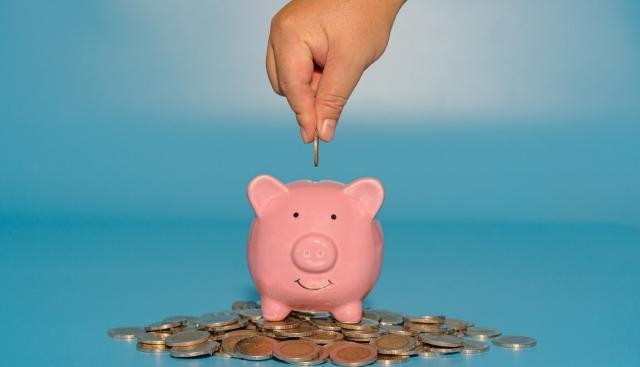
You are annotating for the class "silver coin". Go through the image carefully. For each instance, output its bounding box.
[313,133,319,167]
[170,340,220,358]
[380,325,415,336]
[237,308,263,320]
[464,327,501,341]
[108,327,144,340]
[428,345,463,354]
[492,335,537,349]
[232,301,259,310]
[462,340,489,354]
[419,334,464,348]
[292,309,332,319]
[379,313,404,326]
[255,317,301,330]
[199,313,240,328]
[339,318,379,330]
[162,316,197,325]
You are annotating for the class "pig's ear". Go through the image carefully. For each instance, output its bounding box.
[248,175,289,217]
[344,178,384,217]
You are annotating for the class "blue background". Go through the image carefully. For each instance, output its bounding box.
[1,1,639,367]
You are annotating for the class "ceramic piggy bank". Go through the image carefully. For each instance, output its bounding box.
[246,174,384,323]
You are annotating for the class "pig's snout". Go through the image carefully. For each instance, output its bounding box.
[291,233,337,273]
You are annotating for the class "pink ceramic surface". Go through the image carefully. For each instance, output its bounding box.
[247,174,384,323]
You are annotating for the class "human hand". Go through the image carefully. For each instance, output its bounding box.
[267,0,406,143]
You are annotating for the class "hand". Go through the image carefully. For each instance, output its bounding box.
[267,0,406,143]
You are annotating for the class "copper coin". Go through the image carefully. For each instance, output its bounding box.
[274,340,322,363]
[235,336,278,360]
[330,343,378,367]
[221,330,260,355]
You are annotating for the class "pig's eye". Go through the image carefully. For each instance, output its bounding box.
[293,212,300,218]
[331,214,337,220]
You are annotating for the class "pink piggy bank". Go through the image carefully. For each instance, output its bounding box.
[246,174,384,323]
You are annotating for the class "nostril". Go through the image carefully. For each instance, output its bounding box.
[317,249,323,258]
[304,249,310,257]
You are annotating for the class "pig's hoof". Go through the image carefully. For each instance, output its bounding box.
[260,298,291,321]
[331,302,363,323]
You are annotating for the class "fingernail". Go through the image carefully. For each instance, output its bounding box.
[300,127,313,143]
[319,119,337,142]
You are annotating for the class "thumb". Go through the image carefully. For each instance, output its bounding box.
[315,53,366,142]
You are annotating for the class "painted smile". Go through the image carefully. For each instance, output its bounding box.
[294,278,333,291]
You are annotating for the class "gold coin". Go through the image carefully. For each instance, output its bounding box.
[371,335,416,354]
[136,342,167,353]
[145,320,181,332]
[137,332,167,346]
[108,327,144,340]
[170,340,220,358]
[274,324,317,338]
[419,334,464,348]
[443,319,473,331]
[313,319,342,331]
[274,340,322,363]
[464,327,501,341]
[404,322,442,333]
[492,335,536,349]
[339,318,379,330]
[235,336,278,360]
[255,317,301,330]
[462,340,490,354]
[303,329,344,344]
[330,343,378,367]
[221,330,260,355]
[404,315,445,324]
[313,133,319,167]
[376,354,409,365]
[380,325,415,336]
[342,329,381,339]
[165,330,210,347]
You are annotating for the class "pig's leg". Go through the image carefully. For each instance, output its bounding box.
[331,301,362,323]
[260,297,291,321]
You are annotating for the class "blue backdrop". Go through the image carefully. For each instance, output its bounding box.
[1,1,639,367]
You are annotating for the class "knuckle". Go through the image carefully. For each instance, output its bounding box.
[271,13,296,32]
[317,93,348,114]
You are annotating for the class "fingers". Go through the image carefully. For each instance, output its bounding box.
[315,51,366,142]
[266,43,282,96]
[274,42,317,143]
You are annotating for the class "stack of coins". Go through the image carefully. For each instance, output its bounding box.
[108,301,536,364]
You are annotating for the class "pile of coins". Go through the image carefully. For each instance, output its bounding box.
[108,301,536,365]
